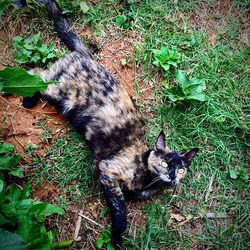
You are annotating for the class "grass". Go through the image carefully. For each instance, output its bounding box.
[2,0,249,249]
[30,130,95,203]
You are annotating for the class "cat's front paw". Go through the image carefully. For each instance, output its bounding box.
[111,231,123,249]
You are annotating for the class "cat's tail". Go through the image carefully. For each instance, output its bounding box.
[12,0,90,55]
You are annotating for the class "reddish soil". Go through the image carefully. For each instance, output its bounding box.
[0,95,66,155]
[188,0,250,47]
[99,39,135,96]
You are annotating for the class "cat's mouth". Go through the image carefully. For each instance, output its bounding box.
[160,174,180,187]
[159,173,171,182]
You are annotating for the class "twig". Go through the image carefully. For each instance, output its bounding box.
[87,234,96,250]
[74,210,83,241]
[79,212,104,228]
[41,101,48,109]
[205,174,215,203]
[86,224,100,235]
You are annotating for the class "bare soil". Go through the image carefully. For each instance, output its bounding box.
[188,0,249,47]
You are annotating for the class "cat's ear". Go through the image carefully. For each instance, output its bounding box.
[154,131,170,152]
[181,148,199,164]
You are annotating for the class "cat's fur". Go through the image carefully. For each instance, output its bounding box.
[15,0,198,248]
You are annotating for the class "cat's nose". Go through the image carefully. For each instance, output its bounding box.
[169,171,175,179]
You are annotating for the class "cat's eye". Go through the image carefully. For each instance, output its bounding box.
[177,168,186,174]
[161,161,168,168]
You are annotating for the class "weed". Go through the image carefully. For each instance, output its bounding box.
[152,47,180,76]
[58,0,89,15]
[35,116,52,144]
[96,226,114,250]
[12,33,59,65]
[0,142,65,249]
[164,70,207,102]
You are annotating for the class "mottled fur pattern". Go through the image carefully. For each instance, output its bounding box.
[17,0,199,248]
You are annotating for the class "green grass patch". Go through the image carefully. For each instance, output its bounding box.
[30,130,95,203]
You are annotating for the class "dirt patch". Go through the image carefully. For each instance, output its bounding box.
[0,95,66,155]
[99,39,135,96]
[188,0,250,46]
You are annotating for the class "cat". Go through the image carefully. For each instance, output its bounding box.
[14,0,199,248]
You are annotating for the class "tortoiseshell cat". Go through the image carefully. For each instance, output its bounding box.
[15,0,198,248]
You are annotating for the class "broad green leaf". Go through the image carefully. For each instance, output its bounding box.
[38,44,49,55]
[19,181,31,200]
[32,33,41,45]
[120,58,127,66]
[161,63,170,71]
[0,142,14,154]
[79,1,89,13]
[0,228,25,250]
[229,169,238,179]
[168,60,178,67]
[0,155,21,170]
[116,15,127,27]
[46,52,56,59]
[29,202,64,222]
[0,67,54,97]
[42,57,47,63]
[31,53,41,63]
[183,82,205,95]
[10,167,24,178]
[96,238,104,248]
[23,43,34,50]
[176,70,188,86]
[12,36,22,43]
[165,85,185,102]
[152,60,160,66]
[186,92,207,101]
[5,185,22,202]
[1,199,33,219]
[16,216,54,249]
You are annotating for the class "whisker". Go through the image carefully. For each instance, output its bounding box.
[144,177,161,189]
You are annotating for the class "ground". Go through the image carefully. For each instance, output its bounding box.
[0,0,249,249]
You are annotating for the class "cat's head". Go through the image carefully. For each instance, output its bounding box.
[147,131,198,186]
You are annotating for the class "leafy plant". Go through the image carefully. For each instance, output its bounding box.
[96,226,114,250]
[164,70,208,102]
[13,33,58,65]
[152,47,180,75]
[115,0,135,30]
[0,142,65,249]
[0,67,55,97]
[58,0,89,14]
[229,166,248,180]
[0,228,25,250]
